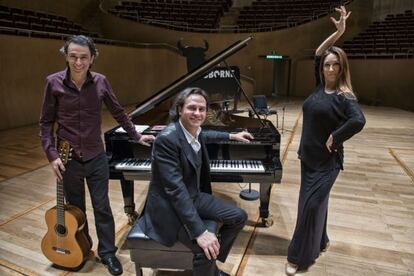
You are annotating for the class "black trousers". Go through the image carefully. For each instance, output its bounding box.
[177,192,247,276]
[63,152,117,258]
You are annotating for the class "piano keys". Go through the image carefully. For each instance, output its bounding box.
[104,36,282,227]
[115,158,266,173]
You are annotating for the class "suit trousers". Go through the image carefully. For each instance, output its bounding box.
[177,192,247,276]
[63,152,117,258]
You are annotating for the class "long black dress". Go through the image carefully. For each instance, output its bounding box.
[287,56,366,268]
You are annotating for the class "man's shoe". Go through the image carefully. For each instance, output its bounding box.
[101,255,123,275]
[285,262,298,276]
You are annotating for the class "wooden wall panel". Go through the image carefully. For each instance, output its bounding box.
[0,35,186,130]
[293,59,414,111]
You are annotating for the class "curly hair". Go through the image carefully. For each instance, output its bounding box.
[60,35,99,58]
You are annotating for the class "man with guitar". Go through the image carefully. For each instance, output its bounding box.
[39,35,155,275]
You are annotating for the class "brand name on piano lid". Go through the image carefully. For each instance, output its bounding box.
[204,69,236,79]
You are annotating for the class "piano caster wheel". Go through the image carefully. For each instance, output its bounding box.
[127,211,139,225]
[260,217,274,227]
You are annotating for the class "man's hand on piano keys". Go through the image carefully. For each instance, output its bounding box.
[229,131,254,143]
[138,135,156,147]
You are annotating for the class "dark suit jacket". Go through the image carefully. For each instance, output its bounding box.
[137,121,229,247]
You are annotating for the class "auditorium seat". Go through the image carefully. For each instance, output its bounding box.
[0,4,99,38]
[108,0,230,31]
[342,10,414,59]
[237,0,351,32]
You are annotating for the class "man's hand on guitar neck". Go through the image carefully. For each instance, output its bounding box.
[51,158,65,181]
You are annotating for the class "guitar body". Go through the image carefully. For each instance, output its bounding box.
[41,204,90,269]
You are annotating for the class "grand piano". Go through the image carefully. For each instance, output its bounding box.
[104,36,282,227]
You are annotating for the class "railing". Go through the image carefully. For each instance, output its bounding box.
[117,15,300,33]
[286,15,313,27]
[0,26,179,53]
[300,47,413,60]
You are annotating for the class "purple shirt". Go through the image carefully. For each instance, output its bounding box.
[39,69,141,162]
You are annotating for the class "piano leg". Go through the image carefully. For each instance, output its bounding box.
[120,177,138,225]
[259,182,274,227]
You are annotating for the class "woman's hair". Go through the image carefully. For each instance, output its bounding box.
[169,87,209,122]
[320,46,356,100]
[60,35,99,58]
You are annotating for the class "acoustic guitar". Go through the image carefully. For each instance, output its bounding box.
[41,141,91,269]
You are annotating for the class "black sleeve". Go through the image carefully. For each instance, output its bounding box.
[203,129,230,143]
[332,98,366,146]
[315,55,322,87]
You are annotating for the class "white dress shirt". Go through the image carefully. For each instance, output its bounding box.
[179,120,202,153]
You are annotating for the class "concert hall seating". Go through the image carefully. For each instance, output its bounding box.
[0,5,98,38]
[109,0,231,31]
[109,0,349,32]
[342,10,414,58]
[237,0,351,32]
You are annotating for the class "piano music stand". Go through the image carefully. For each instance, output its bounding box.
[249,95,279,129]
[219,60,262,201]
[240,183,260,201]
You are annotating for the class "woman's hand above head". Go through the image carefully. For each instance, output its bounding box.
[315,5,351,56]
[331,5,351,35]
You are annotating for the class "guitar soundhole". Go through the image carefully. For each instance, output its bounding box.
[55,224,67,236]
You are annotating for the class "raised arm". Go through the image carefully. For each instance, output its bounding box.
[315,5,351,56]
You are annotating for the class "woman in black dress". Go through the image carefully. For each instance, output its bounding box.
[286,6,366,275]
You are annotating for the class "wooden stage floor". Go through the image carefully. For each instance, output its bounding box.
[0,99,413,276]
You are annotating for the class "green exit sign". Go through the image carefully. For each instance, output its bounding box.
[266,55,284,59]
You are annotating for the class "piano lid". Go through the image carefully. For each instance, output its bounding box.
[129,36,253,119]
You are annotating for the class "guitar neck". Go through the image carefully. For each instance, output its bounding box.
[55,140,71,227]
[56,179,65,227]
